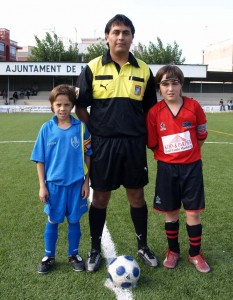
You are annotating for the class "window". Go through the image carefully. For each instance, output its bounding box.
[0,42,5,56]
[10,46,16,57]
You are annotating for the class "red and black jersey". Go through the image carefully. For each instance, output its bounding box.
[146,97,208,164]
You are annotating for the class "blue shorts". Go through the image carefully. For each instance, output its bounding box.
[44,180,88,223]
[154,160,205,212]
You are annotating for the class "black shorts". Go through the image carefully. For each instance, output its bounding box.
[90,135,149,191]
[154,160,205,212]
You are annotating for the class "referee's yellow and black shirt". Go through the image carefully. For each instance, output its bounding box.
[76,50,157,137]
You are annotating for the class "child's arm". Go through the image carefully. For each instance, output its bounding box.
[198,140,205,148]
[148,146,157,152]
[81,155,91,199]
[36,162,49,203]
[76,107,90,126]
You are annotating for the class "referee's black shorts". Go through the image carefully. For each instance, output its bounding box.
[90,135,149,191]
[154,160,205,212]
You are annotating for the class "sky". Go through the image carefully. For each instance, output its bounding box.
[2,0,233,64]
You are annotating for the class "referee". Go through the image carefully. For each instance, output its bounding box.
[76,14,158,272]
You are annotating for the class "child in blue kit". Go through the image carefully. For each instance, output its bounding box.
[31,84,92,274]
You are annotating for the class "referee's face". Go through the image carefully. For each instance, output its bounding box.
[105,22,133,56]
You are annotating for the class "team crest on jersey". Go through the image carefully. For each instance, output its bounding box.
[134,85,141,96]
[160,122,166,131]
[71,136,80,149]
[182,121,192,128]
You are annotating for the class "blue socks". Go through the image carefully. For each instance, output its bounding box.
[43,221,81,257]
[44,221,58,257]
[68,222,81,256]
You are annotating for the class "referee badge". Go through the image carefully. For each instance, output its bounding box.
[134,85,141,96]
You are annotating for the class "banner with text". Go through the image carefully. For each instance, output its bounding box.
[0,62,87,76]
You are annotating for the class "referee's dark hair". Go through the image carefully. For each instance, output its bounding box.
[104,14,135,37]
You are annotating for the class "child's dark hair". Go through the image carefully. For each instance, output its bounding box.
[49,84,76,112]
[105,14,135,37]
[155,65,184,90]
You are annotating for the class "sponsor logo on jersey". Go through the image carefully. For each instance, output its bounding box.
[162,131,193,154]
[71,136,80,149]
[100,83,108,90]
[182,121,192,128]
[47,141,56,147]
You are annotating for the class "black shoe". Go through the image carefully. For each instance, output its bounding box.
[69,254,85,272]
[138,246,158,267]
[85,249,101,272]
[38,256,55,274]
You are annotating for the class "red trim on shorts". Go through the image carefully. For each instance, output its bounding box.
[153,208,180,213]
[184,208,205,212]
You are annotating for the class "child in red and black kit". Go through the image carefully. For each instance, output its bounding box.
[146,65,210,273]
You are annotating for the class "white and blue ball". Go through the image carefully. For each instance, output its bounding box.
[108,255,140,288]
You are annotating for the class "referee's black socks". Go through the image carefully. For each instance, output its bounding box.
[89,204,106,252]
[130,203,148,249]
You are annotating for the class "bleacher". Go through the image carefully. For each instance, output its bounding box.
[0,91,50,106]
[183,93,232,106]
[155,93,232,106]
[16,91,50,106]
[1,91,232,107]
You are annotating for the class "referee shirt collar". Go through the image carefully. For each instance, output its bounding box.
[102,50,140,68]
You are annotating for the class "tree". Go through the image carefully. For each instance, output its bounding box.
[28,33,185,64]
[83,43,108,62]
[133,37,185,64]
[27,32,80,62]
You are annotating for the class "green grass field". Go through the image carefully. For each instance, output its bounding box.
[0,112,233,300]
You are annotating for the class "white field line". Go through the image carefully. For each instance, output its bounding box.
[1,140,233,145]
[3,139,232,298]
[205,142,233,144]
[1,139,232,297]
[89,189,134,300]
[0,140,35,143]
[0,139,134,299]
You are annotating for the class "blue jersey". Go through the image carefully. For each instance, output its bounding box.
[31,115,92,186]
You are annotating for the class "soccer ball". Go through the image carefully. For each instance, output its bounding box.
[108,255,140,288]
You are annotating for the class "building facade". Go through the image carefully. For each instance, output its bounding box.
[0,28,22,62]
[204,39,233,72]
[17,46,34,62]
